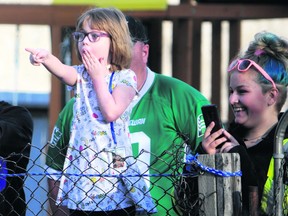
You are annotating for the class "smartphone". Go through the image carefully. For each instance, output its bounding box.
[201,104,225,148]
[201,104,223,133]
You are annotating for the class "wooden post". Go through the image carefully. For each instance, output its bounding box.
[198,153,242,215]
[211,20,222,108]
[249,186,259,216]
[49,25,64,136]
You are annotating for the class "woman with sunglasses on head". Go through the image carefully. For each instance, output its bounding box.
[199,31,288,215]
[25,7,156,216]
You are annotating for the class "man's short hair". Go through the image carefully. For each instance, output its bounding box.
[126,16,149,44]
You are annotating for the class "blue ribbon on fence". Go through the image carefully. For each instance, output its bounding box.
[0,172,179,178]
[0,154,241,178]
[0,158,7,192]
[185,153,242,177]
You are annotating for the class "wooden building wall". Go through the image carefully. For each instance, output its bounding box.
[0,3,287,133]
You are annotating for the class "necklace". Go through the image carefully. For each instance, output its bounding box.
[243,125,274,142]
[244,136,264,148]
[243,135,263,142]
[243,124,276,148]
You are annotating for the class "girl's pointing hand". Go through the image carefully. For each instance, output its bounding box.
[25,48,50,66]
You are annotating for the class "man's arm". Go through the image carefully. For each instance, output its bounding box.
[47,173,69,215]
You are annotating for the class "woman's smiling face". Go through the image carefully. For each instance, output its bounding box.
[229,69,270,128]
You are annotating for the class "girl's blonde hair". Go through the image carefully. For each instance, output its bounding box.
[75,7,132,71]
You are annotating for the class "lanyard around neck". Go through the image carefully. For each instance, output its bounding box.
[109,72,117,144]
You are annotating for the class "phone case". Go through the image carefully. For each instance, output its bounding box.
[201,104,225,149]
[201,104,223,133]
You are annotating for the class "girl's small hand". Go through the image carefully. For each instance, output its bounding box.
[25,48,50,66]
[202,122,228,154]
[82,50,108,79]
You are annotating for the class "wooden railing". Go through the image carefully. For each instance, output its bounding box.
[0,2,286,138]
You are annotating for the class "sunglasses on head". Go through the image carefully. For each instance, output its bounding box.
[228,59,276,89]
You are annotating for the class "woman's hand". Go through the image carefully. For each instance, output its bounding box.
[218,130,240,153]
[202,122,227,154]
[202,122,240,154]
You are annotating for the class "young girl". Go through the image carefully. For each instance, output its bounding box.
[199,31,288,215]
[26,7,156,215]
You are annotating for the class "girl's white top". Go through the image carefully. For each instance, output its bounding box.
[56,65,156,213]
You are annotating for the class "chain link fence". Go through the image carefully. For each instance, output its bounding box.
[1,138,288,215]
[1,140,192,216]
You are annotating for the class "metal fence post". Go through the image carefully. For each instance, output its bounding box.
[274,110,288,216]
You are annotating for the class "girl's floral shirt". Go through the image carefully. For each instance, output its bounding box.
[56,65,156,213]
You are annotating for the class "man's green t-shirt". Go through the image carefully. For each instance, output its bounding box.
[45,68,210,215]
[129,70,209,215]
[45,98,74,173]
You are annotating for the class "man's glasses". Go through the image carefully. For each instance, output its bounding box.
[228,59,276,89]
[72,31,110,43]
